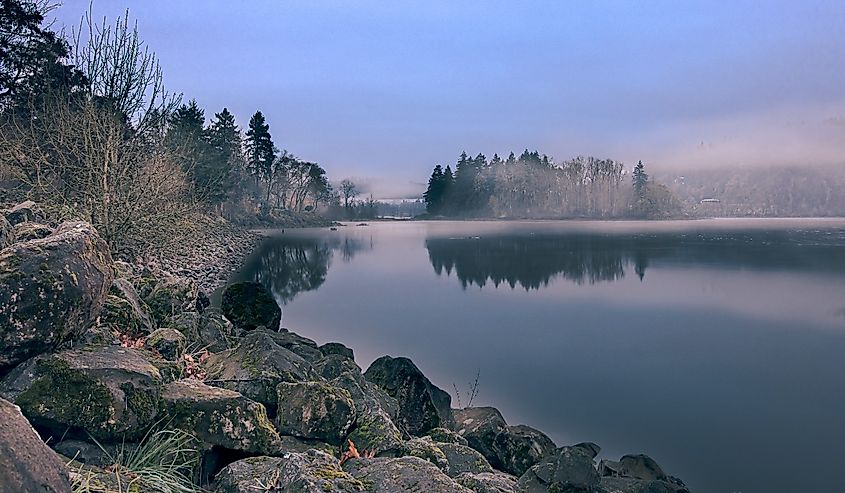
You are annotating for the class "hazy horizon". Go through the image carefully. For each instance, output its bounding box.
[51,1,845,198]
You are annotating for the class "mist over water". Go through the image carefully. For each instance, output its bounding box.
[231,219,845,493]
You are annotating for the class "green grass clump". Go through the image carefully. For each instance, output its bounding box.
[72,427,203,493]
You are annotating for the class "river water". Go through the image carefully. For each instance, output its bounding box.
[229,219,845,493]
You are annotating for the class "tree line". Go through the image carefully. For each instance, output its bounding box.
[423,151,679,218]
[0,2,362,254]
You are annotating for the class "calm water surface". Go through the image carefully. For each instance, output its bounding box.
[230,219,845,493]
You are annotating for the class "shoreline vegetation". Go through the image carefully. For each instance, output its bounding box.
[0,202,692,493]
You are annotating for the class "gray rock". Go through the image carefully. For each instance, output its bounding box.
[492,424,556,477]
[213,451,364,493]
[275,381,356,445]
[143,275,199,328]
[364,355,453,435]
[144,328,186,360]
[599,477,690,493]
[440,441,494,477]
[619,454,668,481]
[197,308,238,352]
[0,397,72,493]
[220,281,280,330]
[205,329,321,416]
[314,353,362,381]
[330,370,403,454]
[516,445,600,493]
[453,407,556,477]
[97,278,156,335]
[0,347,161,442]
[161,379,281,455]
[12,222,52,242]
[319,341,354,360]
[270,328,323,363]
[456,471,519,493]
[4,200,44,225]
[0,221,114,372]
[344,456,472,492]
[426,426,469,446]
[453,407,508,466]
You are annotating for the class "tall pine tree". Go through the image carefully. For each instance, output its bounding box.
[245,110,275,186]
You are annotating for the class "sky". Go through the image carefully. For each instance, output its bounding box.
[52,1,845,198]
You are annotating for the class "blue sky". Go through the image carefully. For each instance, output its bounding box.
[53,1,845,198]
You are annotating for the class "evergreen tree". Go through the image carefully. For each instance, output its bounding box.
[206,107,243,205]
[0,0,86,105]
[423,165,445,214]
[167,99,213,198]
[632,160,649,217]
[442,165,455,214]
[633,160,648,196]
[245,110,275,185]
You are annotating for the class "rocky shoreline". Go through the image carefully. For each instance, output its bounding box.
[0,202,692,493]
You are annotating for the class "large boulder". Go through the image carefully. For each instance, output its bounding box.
[275,381,356,445]
[0,397,72,493]
[456,471,519,493]
[161,379,281,455]
[143,275,199,327]
[492,424,556,477]
[12,222,52,242]
[220,281,281,330]
[214,451,365,493]
[598,454,690,493]
[0,216,13,249]
[331,370,403,454]
[97,278,155,335]
[205,329,321,416]
[0,347,161,442]
[364,355,453,435]
[0,221,114,372]
[516,445,600,493]
[344,456,472,492]
[453,407,556,477]
[319,341,354,360]
[453,407,508,464]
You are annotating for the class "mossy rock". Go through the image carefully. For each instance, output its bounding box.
[516,445,600,493]
[330,371,403,454]
[343,456,472,492]
[161,379,281,455]
[220,281,280,331]
[456,471,519,493]
[364,355,453,436]
[97,279,155,335]
[205,329,320,416]
[144,328,186,360]
[143,276,199,328]
[0,347,161,442]
[275,381,356,446]
[214,451,365,492]
[0,221,114,372]
[425,427,469,446]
